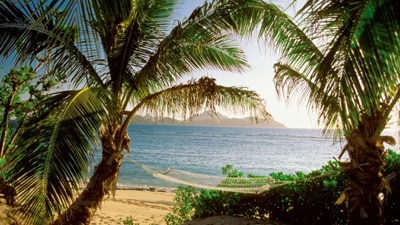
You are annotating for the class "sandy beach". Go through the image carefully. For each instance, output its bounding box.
[2,188,278,225]
[90,189,279,225]
[1,188,175,225]
[91,189,175,225]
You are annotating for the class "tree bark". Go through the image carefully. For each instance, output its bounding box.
[51,150,123,225]
[346,168,385,225]
[0,82,17,157]
[339,133,392,225]
[51,125,124,225]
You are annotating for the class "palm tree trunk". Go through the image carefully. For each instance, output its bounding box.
[339,133,391,225]
[345,167,385,225]
[51,124,124,225]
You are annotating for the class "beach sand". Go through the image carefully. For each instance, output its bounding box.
[2,189,279,225]
[91,189,280,225]
[91,189,175,225]
[1,189,175,225]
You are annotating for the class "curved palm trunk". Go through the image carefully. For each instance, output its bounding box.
[51,123,126,225]
[338,133,393,225]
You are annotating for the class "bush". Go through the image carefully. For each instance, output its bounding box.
[193,190,245,218]
[185,150,400,225]
[164,186,197,225]
[264,166,347,225]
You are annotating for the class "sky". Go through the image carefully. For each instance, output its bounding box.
[172,0,317,129]
[0,0,315,129]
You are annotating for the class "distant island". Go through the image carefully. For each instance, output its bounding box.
[130,111,286,128]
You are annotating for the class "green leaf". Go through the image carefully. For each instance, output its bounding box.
[7,87,114,224]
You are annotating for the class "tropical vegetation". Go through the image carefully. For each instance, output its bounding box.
[0,0,285,224]
[169,150,400,225]
[0,66,63,159]
[0,0,399,224]
[0,65,66,207]
[269,0,400,224]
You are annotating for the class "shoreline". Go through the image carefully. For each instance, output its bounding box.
[116,184,177,193]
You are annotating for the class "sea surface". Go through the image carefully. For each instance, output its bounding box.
[104,124,347,189]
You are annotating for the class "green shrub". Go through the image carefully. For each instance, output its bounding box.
[264,166,347,225]
[193,190,246,218]
[164,186,197,225]
[221,164,243,177]
[189,150,400,225]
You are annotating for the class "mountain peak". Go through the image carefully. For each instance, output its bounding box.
[131,111,286,128]
[189,110,228,122]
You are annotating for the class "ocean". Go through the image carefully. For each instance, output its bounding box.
[106,124,345,189]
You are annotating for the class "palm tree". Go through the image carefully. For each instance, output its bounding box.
[269,0,400,224]
[0,0,287,224]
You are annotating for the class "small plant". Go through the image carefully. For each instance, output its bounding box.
[222,164,243,177]
[164,186,197,225]
[119,215,135,225]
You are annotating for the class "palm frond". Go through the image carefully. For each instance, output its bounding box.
[124,0,178,73]
[130,0,300,102]
[0,0,104,87]
[132,22,249,96]
[0,1,51,61]
[273,0,400,135]
[7,87,114,224]
[314,0,400,134]
[124,77,270,129]
[274,63,319,108]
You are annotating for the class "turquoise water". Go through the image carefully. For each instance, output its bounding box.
[100,124,342,188]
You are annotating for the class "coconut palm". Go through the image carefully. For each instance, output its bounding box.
[0,0,286,224]
[270,0,400,224]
